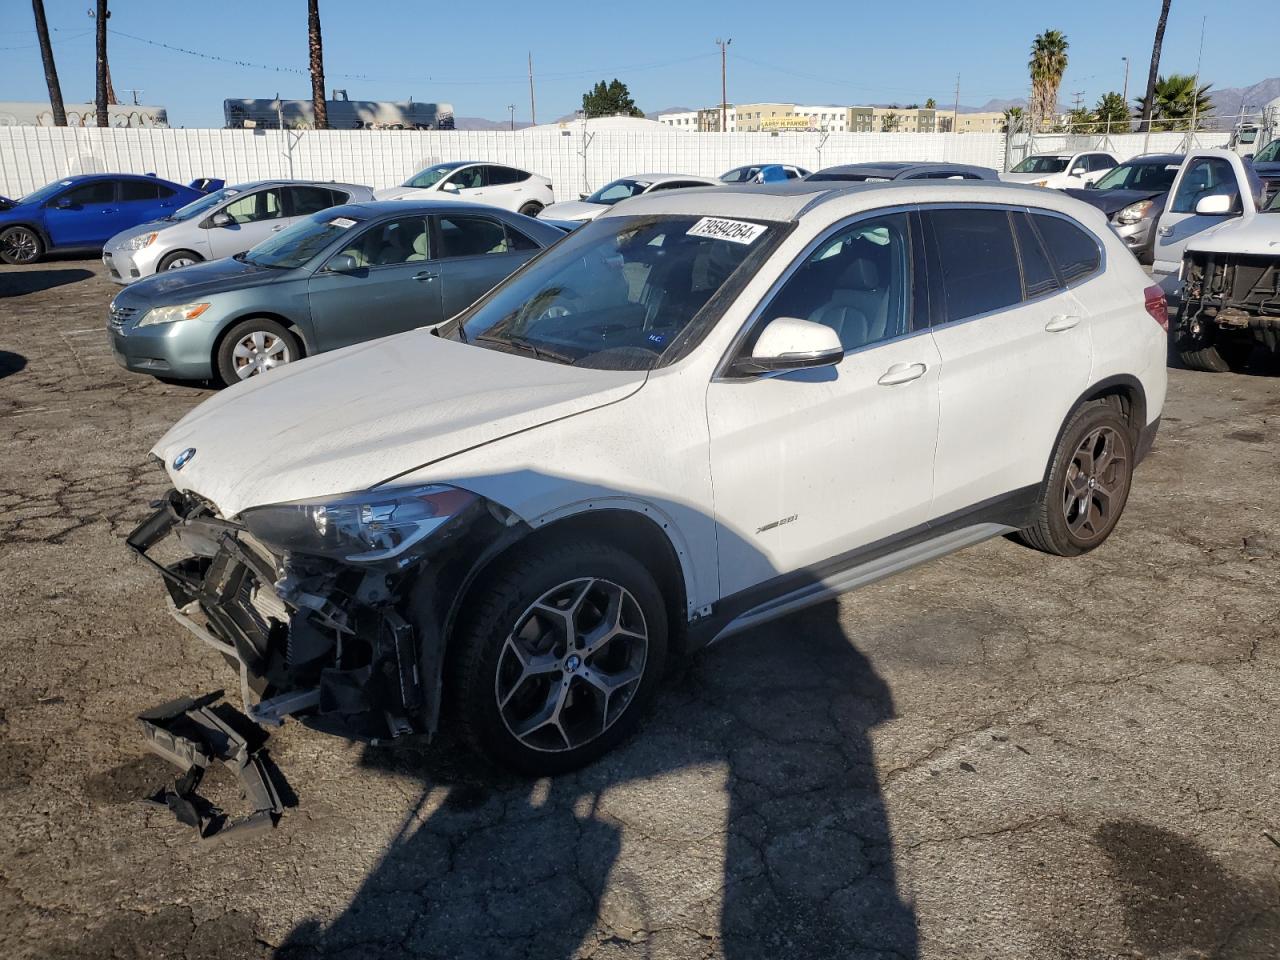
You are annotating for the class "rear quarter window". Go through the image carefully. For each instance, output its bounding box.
[1032,214,1101,284]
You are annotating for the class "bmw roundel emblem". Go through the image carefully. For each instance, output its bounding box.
[173,447,197,471]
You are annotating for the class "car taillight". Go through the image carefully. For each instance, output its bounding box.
[1143,284,1168,331]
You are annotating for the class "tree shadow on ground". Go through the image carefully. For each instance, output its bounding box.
[0,268,94,298]
[0,351,27,380]
[277,601,916,959]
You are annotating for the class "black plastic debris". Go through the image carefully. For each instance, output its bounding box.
[138,691,285,840]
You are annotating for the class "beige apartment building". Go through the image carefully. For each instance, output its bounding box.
[659,102,1008,134]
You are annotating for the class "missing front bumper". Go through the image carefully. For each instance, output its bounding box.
[127,490,430,742]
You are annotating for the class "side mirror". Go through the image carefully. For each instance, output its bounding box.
[579,193,589,201]
[55,197,75,209]
[1084,180,1098,190]
[736,317,843,374]
[441,182,460,193]
[210,211,234,228]
[326,253,361,273]
[1070,166,1088,177]
[1194,193,1234,216]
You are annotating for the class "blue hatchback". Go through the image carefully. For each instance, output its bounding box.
[0,173,216,265]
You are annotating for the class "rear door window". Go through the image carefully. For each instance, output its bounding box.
[924,208,1023,322]
[1032,214,1101,284]
[438,215,516,258]
[119,180,162,201]
[285,186,343,217]
[485,166,527,185]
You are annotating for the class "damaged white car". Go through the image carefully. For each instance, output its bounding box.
[130,180,1167,774]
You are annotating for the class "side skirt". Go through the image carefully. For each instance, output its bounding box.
[688,485,1037,649]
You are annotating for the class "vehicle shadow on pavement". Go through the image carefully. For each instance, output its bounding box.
[0,351,27,380]
[276,601,917,959]
[0,267,95,298]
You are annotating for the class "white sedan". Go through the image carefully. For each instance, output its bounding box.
[540,173,720,222]
[1002,151,1118,189]
[375,161,554,216]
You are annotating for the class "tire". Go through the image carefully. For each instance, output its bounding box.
[1178,344,1234,372]
[449,537,668,775]
[1016,401,1135,557]
[0,226,44,265]
[157,249,203,272]
[518,201,544,217]
[214,317,301,385]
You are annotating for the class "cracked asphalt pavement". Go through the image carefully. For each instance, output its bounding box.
[1,259,1278,959]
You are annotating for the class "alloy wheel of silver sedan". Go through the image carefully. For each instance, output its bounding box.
[165,255,197,269]
[232,330,293,379]
[1062,424,1127,542]
[495,577,649,753]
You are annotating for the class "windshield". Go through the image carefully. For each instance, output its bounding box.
[1255,140,1280,163]
[20,179,77,204]
[403,163,464,189]
[243,211,364,269]
[168,186,240,222]
[454,214,780,370]
[720,166,762,183]
[1092,160,1181,192]
[1011,155,1071,174]
[585,179,650,205]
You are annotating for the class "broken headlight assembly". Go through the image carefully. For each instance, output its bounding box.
[240,484,477,565]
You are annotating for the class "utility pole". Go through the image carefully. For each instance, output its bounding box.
[952,73,960,133]
[1189,15,1206,138]
[527,52,537,126]
[124,88,142,106]
[1121,56,1130,105]
[32,0,66,126]
[508,104,515,131]
[715,38,732,133]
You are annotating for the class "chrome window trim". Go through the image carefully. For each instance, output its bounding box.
[713,201,1106,381]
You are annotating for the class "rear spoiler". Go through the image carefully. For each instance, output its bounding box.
[189,178,225,193]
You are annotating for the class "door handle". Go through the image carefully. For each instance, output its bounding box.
[1157,225,1172,236]
[413,272,438,282]
[1045,314,1081,333]
[271,224,285,232]
[877,361,927,386]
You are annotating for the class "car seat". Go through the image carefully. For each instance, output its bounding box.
[807,258,887,351]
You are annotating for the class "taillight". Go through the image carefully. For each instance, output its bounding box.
[1143,284,1169,331]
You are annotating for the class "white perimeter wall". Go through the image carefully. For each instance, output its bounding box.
[0,127,1227,202]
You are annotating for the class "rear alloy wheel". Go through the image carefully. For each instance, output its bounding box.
[451,539,668,775]
[1015,402,1134,557]
[518,201,544,217]
[215,318,300,385]
[0,226,43,265]
[158,250,202,272]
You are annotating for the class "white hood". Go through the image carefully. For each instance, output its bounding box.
[152,331,646,517]
[1000,172,1056,185]
[372,185,427,201]
[1185,213,1280,255]
[539,200,606,222]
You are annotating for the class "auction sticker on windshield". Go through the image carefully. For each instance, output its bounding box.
[329,217,358,228]
[687,217,767,245]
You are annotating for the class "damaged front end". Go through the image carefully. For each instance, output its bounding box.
[128,486,523,742]
[1180,251,1280,353]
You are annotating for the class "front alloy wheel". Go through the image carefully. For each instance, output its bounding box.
[450,538,668,775]
[0,226,43,265]
[496,578,648,753]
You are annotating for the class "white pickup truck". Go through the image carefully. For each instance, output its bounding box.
[1163,151,1280,371]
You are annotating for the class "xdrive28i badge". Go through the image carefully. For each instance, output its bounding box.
[173,448,197,471]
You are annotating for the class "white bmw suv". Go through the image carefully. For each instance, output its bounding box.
[130,179,1168,774]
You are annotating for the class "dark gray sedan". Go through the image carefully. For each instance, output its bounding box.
[805,161,999,182]
[108,200,564,384]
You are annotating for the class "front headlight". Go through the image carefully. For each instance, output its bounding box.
[126,231,158,251]
[137,302,211,326]
[1116,200,1155,225]
[240,484,478,564]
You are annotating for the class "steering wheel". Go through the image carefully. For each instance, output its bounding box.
[527,287,581,324]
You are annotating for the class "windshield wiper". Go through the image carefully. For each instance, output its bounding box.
[474,332,574,365]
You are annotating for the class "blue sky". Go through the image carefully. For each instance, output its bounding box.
[1,0,1273,126]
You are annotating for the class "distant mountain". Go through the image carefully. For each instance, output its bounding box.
[1205,78,1280,121]
[645,106,696,119]
[452,116,532,131]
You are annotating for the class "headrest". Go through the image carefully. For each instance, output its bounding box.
[836,257,879,290]
[413,231,429,255]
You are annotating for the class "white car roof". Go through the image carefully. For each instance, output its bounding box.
[599,179,1114,229]
[621,173,720,185]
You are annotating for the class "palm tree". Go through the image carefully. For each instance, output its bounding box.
[1134,74,1212,131]
[1001,106,1025,133]
[1028,30,1069,130]
[31,0,65,126]
[308,0,328,129]
[925,97,937,109]
[1140,0,1173,130]
[881,112,901,132]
